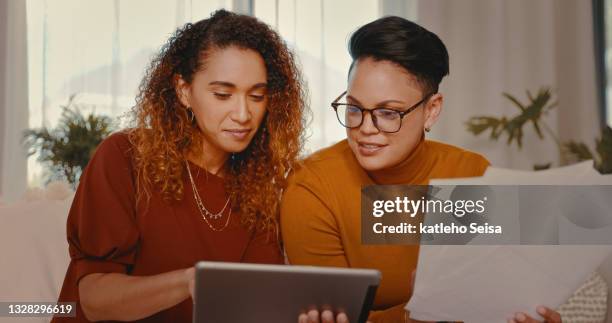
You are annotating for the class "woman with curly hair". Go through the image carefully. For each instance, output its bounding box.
[52,10,308,322]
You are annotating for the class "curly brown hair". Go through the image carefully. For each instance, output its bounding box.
[129,9,307,234]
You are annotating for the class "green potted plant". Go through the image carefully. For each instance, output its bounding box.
[23,95,115,186]
[465,87,612,173]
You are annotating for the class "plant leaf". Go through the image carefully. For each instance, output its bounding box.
[503,92,526,112]
[22,96,114,184]
[562,141,594,164]
[595,126,612,174]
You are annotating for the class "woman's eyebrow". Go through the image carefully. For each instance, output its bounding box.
[208,81,236,88]
[250,83,268,90]
[346,95,362,105]
[208,81,268,91]
[377,99,406,105]
[347,95,406,106]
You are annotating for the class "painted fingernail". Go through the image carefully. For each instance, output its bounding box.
[307,309,318,322]
[537,306,547,315]
[321,310,333,321]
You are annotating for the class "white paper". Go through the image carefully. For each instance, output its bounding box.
[406,246,612,323]
[407,162,612,323]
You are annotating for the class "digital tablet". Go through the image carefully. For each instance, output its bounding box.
[193,261,381,323]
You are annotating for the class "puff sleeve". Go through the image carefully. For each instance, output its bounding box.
[66,132,140,284]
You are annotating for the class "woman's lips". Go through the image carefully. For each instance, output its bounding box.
[224,129,251,140]
[357,141,387,156]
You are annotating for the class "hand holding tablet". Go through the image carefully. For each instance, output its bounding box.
[192,262,380,323]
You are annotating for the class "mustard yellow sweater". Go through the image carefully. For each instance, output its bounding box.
[281,138,490,322]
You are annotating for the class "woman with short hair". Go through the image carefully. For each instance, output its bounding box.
[281,16,563,323]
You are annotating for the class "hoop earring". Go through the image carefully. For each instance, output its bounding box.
[186,107,196,124]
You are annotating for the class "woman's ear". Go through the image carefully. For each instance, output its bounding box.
[424,93,443,130]
[175,75,191,108]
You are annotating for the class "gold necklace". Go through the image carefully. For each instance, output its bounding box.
[185,161,232,232]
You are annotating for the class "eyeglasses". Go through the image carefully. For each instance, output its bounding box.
[331,91,434,133]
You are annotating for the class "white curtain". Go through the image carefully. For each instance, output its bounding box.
[0,0,29,203]
[416,0,601,170]
[253,0,382,154]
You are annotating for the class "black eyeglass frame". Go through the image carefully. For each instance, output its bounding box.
[330,91,435,133]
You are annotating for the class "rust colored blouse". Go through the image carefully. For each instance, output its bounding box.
[52,132,283,323]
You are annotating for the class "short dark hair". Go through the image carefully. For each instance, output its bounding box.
[348,16,449,94]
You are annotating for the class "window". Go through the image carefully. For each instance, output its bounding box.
[254,0,380,152]
[598,0,612,127]
[25,0,232,185]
